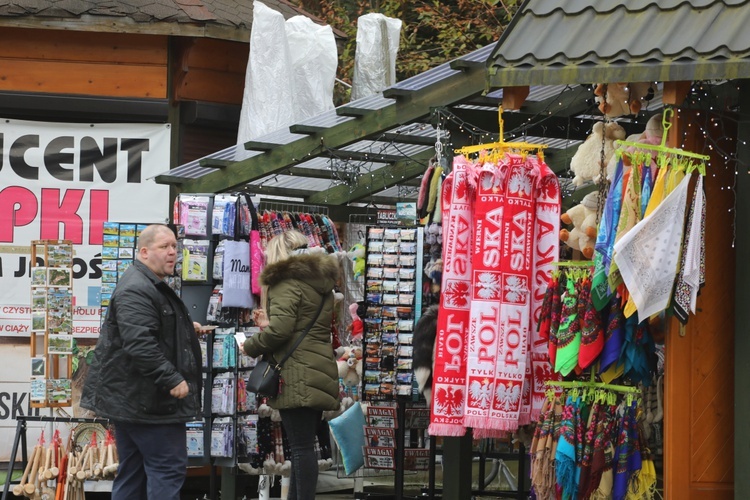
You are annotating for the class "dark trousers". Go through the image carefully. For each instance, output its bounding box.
[279,408,322,500]
[112,421,188,500]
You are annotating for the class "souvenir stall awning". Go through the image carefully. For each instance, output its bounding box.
[487,0,750,87]
[154,42,667,207]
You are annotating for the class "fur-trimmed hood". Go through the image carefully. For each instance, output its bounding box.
[260,251,340,295]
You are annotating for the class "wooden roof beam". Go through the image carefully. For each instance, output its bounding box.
[306,148,434,205]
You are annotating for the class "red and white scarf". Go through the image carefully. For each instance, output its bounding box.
[464,154,536,435]
[429,156,474,436]
[528,156,561,421]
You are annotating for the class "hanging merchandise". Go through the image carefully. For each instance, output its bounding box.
[213,240,226,281]
[429,156,474,437]
[672,175,706,324]
[176,194,211,237]
[540,264,657,387]
[430,107,560,436]
[529,379,655,500]
[212,194,237,238]
[182,239,210,282]
[222,240,254,308]
[587,107,709,326]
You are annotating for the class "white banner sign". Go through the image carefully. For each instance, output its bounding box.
[0,119,171,337]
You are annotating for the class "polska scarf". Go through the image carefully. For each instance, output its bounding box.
[529,156,561,420]
[429,156,474,436]
[465,154,537,434]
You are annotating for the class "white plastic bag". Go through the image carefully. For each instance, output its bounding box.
[236,2,338,159]
[286,16,337,121]
[351,13,402,100]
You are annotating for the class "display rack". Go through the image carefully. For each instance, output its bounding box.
[29,240,74,409]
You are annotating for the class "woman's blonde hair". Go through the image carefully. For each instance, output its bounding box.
[264,230,309,266]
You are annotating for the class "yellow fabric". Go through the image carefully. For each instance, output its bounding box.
[609,163,642,291]
[627,458,657,499]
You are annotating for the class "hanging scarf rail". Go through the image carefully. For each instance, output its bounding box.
[614,107,710,174]
[454,106,548,157]
[545,379,639,394]
[257,199,329,215]
[552,260,594,268]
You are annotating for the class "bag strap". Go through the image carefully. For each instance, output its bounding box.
[276,291,329,368]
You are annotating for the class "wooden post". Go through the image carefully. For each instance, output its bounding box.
[662,81,691,106]
[501,86,530,111]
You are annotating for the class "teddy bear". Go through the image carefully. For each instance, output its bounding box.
[570,121,627,187]
[337,346,363,389]
[606,113,664,181]
[594,82,653,118]
[560,191,600,259]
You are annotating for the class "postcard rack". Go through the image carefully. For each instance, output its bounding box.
[29,240,74,408]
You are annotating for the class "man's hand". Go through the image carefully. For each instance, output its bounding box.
[193,322,217,334]
[170,380,189,399]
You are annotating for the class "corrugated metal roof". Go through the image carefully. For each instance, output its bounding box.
[488,0,750,86]
[0,0,334,41]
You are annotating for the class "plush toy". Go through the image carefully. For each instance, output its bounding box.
[347,302,363,342]
[337,346,363,388]
[348,243,365,280]
[606,113,664,181]
[560,191,600,259]
[594,82,652,118]
[570,121,627,187]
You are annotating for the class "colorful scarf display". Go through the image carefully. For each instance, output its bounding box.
[429,157,474,436]
[431,151,560,435]
[531,392,652,500]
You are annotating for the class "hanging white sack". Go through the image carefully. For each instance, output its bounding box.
[350,13,402,101]
[285,16,337,121]
[236,1,295,158]
[222,240,254,308]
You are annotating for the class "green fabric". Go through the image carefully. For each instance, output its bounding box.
[554,277,581,376]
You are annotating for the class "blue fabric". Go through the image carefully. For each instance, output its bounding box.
[328,403,366,475]
[592,157,625,310]
[112,421,187,500]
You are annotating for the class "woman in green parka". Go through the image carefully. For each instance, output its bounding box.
[243,230,340,500]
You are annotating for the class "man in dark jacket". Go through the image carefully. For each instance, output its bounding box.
[81,224,203,500]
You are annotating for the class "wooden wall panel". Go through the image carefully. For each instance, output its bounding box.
[177,69,244,105]
[184,38,248,73]
[0,60,166,98]
[175,38,247,105]
[665,108,736,499]
[0,28,167,64]
[0,28,167,98]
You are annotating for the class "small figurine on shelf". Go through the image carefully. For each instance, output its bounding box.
[347,303,363,342]
[337,346,363,409]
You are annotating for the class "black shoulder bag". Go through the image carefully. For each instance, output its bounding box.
[247,292,328,398]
